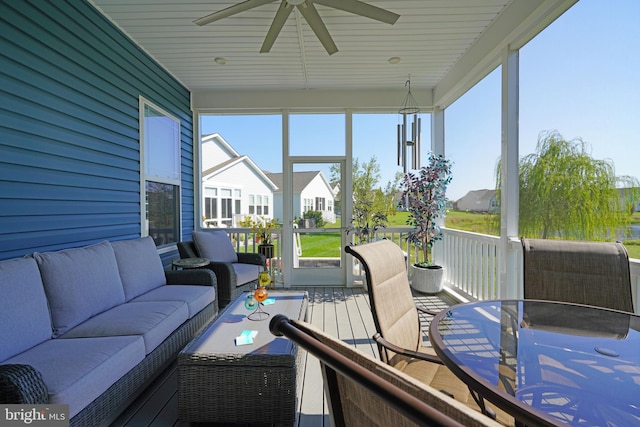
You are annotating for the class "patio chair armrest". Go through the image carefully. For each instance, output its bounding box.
[205,261,237,285]
[417,306,439,316]
[373,334,443,365]
[237,252,266,266]
[0,364,48,404]
[165,268,217,287]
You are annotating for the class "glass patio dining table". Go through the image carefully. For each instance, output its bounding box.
[429,299,640,427]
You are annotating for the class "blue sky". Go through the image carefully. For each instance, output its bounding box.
[202,0,639,201]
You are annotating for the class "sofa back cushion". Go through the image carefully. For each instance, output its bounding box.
[0,257,52,362]
[112,237,166,301]
[192,230,238,263]
[34,241,126,337]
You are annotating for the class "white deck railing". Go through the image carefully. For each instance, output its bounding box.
[436,228,503,302]
[204,226,640,313]
[438,228,640,313]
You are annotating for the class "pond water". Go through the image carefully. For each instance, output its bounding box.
[617,225,640,241]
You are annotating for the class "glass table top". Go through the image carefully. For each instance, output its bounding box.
[431,300,640,426]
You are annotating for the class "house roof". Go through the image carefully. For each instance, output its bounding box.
[90,0,577,110]
[266,171,330,194]
[202,133,240,158]
[202,136,279,190]
[457,189,496,203]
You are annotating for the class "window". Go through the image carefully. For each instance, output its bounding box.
[249,194,270,217]
[315,197,326,211]
[221,189,232,226]
[204,187,218,223]
[304,198,313,212]
[141,98,180,246]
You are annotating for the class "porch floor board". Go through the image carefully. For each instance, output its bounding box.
[110,287,454,427]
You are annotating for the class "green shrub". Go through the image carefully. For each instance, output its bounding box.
[303,210,325,228]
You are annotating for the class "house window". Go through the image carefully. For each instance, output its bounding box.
[315,197,325,211]
[249,194,270,217]
[204,188,218,221]
[220,189,232,226]
[141,98,180,246]
[304,198,313,213]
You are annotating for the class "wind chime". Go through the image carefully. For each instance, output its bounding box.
[397,78,421,173]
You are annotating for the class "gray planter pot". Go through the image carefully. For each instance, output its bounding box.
[410,265,444,294]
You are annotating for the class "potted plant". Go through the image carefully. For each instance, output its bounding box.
[239,216,280,258]
[398,153,452,293]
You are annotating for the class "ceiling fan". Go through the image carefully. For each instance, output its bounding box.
[194,0,400,55]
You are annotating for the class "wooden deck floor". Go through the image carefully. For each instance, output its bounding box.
[110,287,456,427]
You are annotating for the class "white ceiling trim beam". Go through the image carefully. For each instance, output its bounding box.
[191,88,434,111]
[433,0,577,109]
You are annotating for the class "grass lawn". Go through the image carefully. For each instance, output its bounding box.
[297,211,640,259]
[442,211,640,259]
[624,238,640,259]
[297,232,342,258]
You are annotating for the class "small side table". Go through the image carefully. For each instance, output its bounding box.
[172,257,209,270]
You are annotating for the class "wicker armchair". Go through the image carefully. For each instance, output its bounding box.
[521,238,633,312]
[345,240,512,425]
[270,314,503,427]
[177,232,266,307]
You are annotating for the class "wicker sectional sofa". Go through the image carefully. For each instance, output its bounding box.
[0,237,218,426]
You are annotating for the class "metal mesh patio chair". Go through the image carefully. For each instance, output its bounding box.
[345,240,513,425]
[521,238,633,312]
[270,314,504,427]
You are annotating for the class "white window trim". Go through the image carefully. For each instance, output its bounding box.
[139,96,181,245]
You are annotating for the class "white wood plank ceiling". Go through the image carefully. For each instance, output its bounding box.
[90,0,576,109]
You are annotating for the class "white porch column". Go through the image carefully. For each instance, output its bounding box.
[499,47,520,299]
[281,110,292,287]
[432,107,445,155]
[345,110,355,287]
[432,108,446,267]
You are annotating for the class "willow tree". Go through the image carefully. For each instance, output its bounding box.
[499,131,636,240]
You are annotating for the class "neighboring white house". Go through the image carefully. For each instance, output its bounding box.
[266,171,336,225]
[455,189,498,213]
[201,133,278,227]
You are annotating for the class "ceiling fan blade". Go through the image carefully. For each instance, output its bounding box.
[193,0,276,26]
[297,1,338,55]
[313,0,399,25]
[260,1,294,53]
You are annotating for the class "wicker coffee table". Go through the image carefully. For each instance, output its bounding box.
[178,291,308,426]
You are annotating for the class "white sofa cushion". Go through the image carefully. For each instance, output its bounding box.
[112,236,166,301]
[34,241,126,337]
[192,230,238,263]
[0,257,52,362]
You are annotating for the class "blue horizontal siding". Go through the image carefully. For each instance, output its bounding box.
[0,0,195,261]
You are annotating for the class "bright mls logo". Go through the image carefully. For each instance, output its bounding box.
[1,405,68,426]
